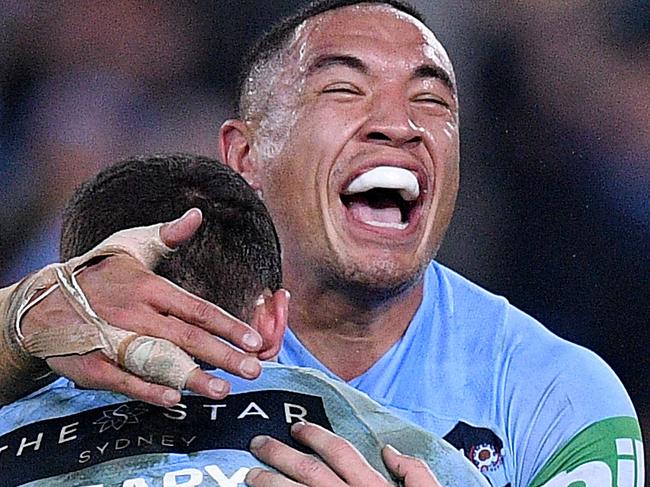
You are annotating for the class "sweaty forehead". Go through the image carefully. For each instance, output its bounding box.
[290,4,455,86]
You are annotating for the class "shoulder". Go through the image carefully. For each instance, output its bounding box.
[429,262,634,417]
[427,263,640,483]
[489,300,638,485]
[498,303,636,422]
[519,343,642,486]
[256,365,488,486]
[0,378,131,435]
[427,261,509,310]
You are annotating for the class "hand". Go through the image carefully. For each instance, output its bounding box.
[245,421,442,486]
[382,444,443,486]
[21,209,265,406]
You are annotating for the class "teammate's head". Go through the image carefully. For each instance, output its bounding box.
[220,1,459,301]
[60,153,282,324]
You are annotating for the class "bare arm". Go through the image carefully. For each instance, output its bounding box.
[0,281,54,402]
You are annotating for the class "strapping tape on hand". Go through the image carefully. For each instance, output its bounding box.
[2,223,198,389]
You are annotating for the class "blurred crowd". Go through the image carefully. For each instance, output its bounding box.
[1,0,648,464]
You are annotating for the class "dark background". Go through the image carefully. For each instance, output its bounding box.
[1,0,647,466]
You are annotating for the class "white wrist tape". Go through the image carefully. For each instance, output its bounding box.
[2,223,198,389]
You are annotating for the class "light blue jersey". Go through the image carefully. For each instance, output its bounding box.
[0,363,486,487]
[279,261,643,487]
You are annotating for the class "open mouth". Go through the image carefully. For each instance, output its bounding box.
[340,166,421,231]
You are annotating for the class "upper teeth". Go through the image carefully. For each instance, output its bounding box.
[342,166,420,201]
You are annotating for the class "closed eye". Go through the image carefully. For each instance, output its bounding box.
[322,83,362,95]
[412,94,450,108]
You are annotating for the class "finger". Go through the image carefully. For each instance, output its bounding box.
[149,277,263,353]
[47,354,181,407]
[92,279,262,383]
[185,368,231,400]
[289,422,388,485]
[245,468,306,487]
[382,445,440,486]
[249,435,344,486]
[159,208,203,248]
[132,313,262,380]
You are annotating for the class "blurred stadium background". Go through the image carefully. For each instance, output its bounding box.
[1,0,647,468]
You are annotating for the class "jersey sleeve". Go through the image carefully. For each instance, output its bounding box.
[501,307,642,487]
[528,416,643,487]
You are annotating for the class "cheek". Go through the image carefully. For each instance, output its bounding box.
[259,101,365,212]
[418,118,459,166]
[282,109,354,175]
[260,136,321,210]
[253,86,305,161]
[308,96,367,135]
[435,124,460,217]
[442,121,459,152]
[254,109,295,160]
[442,123,460,171]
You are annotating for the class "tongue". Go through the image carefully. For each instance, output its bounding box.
[348,200,402,226]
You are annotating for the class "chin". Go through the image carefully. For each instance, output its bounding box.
[327,255,428,300]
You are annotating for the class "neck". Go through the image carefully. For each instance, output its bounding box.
[286,275,424,382]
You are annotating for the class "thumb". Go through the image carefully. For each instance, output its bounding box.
[65,209,205,273]
[383,445,441,487]
[160,208,203,249]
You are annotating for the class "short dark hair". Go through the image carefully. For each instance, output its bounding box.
[237,0,426,119]
[60,153,282,321]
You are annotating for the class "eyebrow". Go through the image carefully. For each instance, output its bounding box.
[306,54,455,92]
[413,64,455,92]
[306,54,369,76]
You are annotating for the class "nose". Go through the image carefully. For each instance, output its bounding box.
[361,94,422,149]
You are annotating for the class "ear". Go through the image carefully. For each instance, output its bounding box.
[219,119,262,191]
[250,289,289,361]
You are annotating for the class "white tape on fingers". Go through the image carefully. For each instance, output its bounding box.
[121,336,199,389]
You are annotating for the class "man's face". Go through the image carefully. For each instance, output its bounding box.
[249,5,459,294]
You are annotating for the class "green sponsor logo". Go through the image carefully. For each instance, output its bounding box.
[530,417,644,487]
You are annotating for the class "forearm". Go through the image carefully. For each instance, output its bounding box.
[0,281,53,405]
